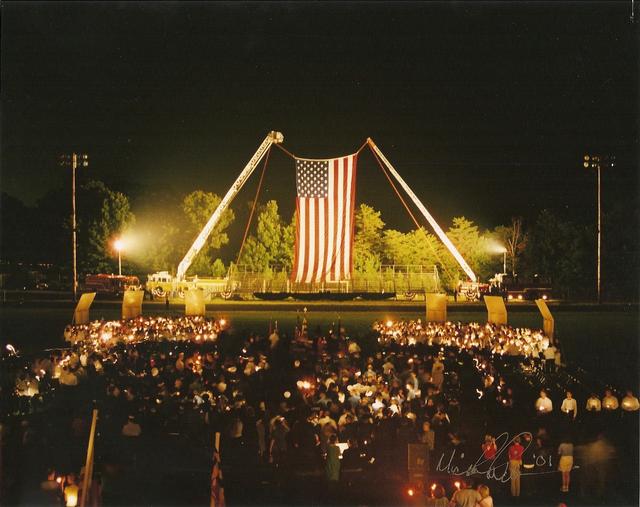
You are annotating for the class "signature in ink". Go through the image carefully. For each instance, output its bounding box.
[436,431,573,483]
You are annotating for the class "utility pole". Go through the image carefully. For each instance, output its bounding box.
[583,154,614,304]
[60,153,89,301]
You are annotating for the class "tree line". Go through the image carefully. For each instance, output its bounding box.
[1,181,637,300]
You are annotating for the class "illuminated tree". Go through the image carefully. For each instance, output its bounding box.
[182,190,235,276]
[492,217,527,275]
[353,204,385,274]
[82,181,135,273]
[240,200,293,272]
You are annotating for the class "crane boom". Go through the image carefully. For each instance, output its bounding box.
[367,138,477,282]
[176,131,284,280]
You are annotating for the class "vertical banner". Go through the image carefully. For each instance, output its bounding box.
[484,295,508,325]
[122,290,144,319]
[185,289,206,316]
[535,299,555,343]
[73,292,96,324]
[425,293,447,323]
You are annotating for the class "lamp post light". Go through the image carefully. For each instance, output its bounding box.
[59,153,89,301]
[114,239,125,276]
[583,154,614,304]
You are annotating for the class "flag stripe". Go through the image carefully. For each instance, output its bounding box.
[292,154,357,284]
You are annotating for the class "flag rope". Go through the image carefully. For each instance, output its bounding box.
[274,142,296,160]
[367,144,456,283]
[235,145,272,266]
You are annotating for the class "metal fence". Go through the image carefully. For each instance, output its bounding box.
[227,264,440,294]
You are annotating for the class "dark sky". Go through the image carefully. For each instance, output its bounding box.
[1,1,638,231]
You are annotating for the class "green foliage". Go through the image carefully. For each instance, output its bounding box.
[523,209,592,297]
[492,217,527,275]
[239,200,294,272]
[182,190,235,276]
[211,258,227,277]
[82,181,135,273]
[383,227,440,266]
[439,217,492,282]
[353,204,385,273]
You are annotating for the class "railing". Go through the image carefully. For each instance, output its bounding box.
[226,264,440,294]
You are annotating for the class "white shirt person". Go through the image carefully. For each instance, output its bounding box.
[560,391,578,419]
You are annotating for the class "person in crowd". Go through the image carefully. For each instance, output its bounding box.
[557,435,574,492]
[431,356,445,391]
[481,434,497,461]
[586,393,602,412]
[621,390,640,412]
[543,344,556,373]
[560,390,577,421]
[535,389,553,415]
[425,484,448,507]
[63,474,79,507]
[602,389,619,411]
[476,484,493,507]
[121,415,142,437]
[508,436,524,497]
[269,416,289,465]
[449,480,481,507]
[325,433,341,485]
[419,420,435,470]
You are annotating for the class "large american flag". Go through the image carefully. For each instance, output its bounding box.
[292,154,357,283]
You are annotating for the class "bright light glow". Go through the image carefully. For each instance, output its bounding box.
[508,294,514,300]
[386,320,393,328]
[454,481,461,490]
[283,391,291,399]
[486,240,507,254]
[407,488,414,497]
[431,484,437,491]
[219,319,227,327]
[542,294,548,300]
[518,294,523,300]
[114,238,125,252]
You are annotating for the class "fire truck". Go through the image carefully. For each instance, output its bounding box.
[84,274,141,297]
[459,273,553,302]
[146,271,233,300]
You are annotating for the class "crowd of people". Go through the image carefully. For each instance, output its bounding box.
[1,315,638,506]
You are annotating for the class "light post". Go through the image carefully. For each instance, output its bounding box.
[488,243,508,274]
[60,153,89,301]
[583,154,614,303]
[114,239,125,276]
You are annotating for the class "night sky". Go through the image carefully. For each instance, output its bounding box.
[2,1,637,231]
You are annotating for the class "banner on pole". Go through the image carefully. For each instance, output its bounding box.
[535,298,555,342]
[122,290,144,319]
[425,293,447,323]
[484,295,507,325]
[185,289,206,316]
[73,292,96,324]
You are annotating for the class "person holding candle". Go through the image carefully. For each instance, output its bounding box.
[63,474,79,507]
[535,390,553,415]
[602,390,619,411]
[560,391,577,421]
[621,390,639,412]
[585,393,602,412]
